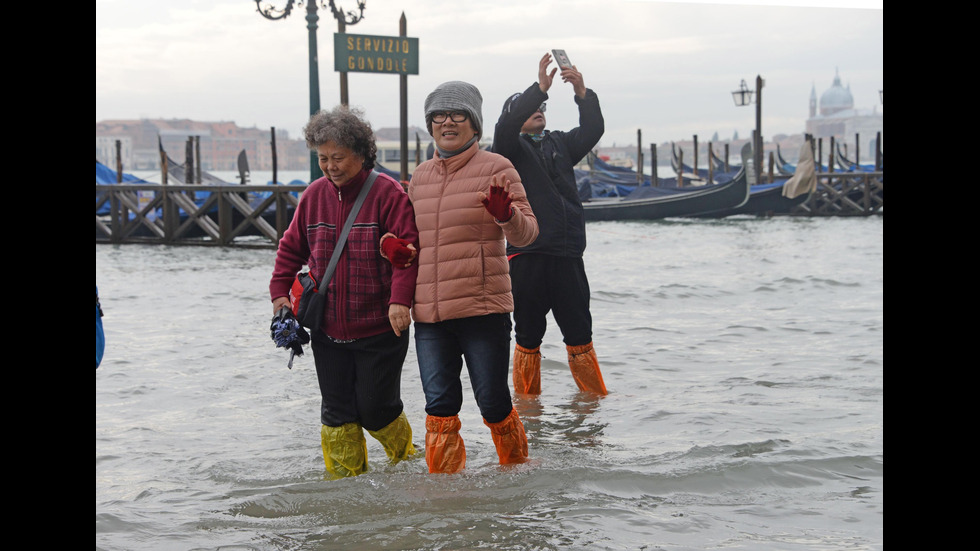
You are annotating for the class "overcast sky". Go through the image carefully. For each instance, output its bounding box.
[95,0,883,148]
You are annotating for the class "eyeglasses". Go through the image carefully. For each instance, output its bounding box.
[537,103,547,113]
[430,111,468,123]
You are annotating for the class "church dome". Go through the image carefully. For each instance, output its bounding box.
[820,69,854,116]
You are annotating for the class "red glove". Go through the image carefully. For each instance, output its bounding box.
[381,236,416,268]
[482,184,513,221]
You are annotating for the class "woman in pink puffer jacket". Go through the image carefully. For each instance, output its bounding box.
[403,81,538,474]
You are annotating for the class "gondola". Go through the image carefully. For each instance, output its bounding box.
[670,142,711,183]
[775,143,796,175]
[671,141,742,184]
[583,163,749,222]
[692,139,817,218]
[835,141,877,172]
[710,146,739,175]
[693,179,807,218]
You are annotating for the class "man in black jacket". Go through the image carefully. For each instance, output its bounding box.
[492,52,607,396]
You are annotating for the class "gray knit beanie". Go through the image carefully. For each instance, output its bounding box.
[424,80,483,139]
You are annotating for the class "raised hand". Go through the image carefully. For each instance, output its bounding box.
[538,52,558,93]
[560,65,587,99]
[480,175,513,222]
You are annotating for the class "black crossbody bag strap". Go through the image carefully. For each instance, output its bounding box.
[317,170,379,293]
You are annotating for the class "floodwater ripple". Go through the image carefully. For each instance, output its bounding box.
[97,216,882,550]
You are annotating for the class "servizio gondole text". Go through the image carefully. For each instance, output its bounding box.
[334,33,420,75]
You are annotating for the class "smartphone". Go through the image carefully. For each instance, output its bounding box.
[552,49,573,70]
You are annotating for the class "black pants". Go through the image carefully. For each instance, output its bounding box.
[310,329,409,431]
[509,253,593,350]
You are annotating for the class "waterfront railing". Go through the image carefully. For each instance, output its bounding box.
[96,184,306,248]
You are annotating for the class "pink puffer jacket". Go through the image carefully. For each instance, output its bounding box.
[408,142,538,323]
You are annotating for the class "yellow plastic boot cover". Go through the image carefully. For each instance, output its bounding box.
[512,344,542,395]
[366,411,418,463]
[483,408,529,465]
[321,422,368,479]
[567,342,608,395]
[424,415,466,474]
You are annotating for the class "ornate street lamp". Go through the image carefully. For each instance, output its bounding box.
[732,75,764,184]
[255,1,367,181]
[731,79,753,107]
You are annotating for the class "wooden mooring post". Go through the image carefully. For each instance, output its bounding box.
[650,143,657,185]
[95,184,307,248]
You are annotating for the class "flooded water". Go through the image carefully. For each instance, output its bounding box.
[96,215,883,550]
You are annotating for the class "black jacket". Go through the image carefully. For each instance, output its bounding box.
[492,81,604,257]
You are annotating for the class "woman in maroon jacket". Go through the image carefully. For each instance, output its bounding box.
[269,106,420,479]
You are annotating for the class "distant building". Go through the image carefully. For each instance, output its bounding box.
[374,126,430,176]
[95,119,309,171]
[95,119,444,174]
[805,68,883,158]
[95,136,133,171]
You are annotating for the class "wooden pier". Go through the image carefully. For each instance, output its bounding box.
[96,184,305,249]
[792,171,883,216]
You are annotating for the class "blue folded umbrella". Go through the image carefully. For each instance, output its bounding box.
[270,306,310,369]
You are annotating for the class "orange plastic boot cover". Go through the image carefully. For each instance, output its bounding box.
[512,344,542,395]
[483,408,529,465]
[567,342,608,395]
[424,415,466,474]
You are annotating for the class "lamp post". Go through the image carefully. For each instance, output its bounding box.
[255,1,367,182]
[732,75,764,184]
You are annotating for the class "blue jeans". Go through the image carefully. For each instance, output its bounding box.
[414,313,514,424]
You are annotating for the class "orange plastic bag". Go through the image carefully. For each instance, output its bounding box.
[512,344,542,395]
[484,408,529,465]
[424,415,466,474]
[567,342,608,395]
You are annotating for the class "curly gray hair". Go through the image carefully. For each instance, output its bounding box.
[303,106,377,170]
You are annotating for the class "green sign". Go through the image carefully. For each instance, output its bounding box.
[334,33,419,75]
